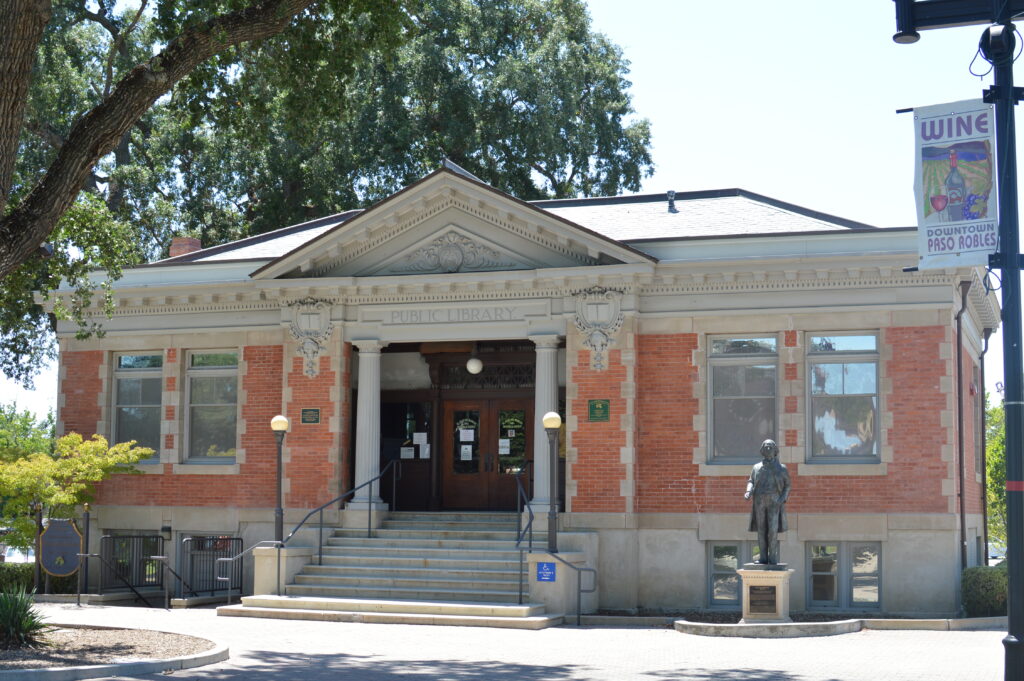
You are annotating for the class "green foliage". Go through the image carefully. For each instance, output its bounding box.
[961,564,1008,617]
[0,434,151,548]
[0,588,51,649]
[0,564,76,595]
[0,404,53,463]
[985,398,1006,544]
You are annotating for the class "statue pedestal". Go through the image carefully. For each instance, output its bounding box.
[737,564,794,624]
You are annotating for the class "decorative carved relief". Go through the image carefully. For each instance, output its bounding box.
[394,231,517,274]
[287,297,333,377]
[573,286,625,371]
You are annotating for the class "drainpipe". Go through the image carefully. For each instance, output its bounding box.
[981,327,994,563]
[955,280,972,571]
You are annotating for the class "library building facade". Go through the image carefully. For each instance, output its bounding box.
[55,164,998,616]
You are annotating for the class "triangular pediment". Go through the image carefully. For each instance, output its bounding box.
[251,167,654,280]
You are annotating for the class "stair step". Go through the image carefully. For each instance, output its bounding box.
[284,583,523,603]
[320,547,527,562]
[317,554,526,570]
[333,529,520,541]
[325,537,526,551]
[237,594,542,616]
[387,512,518,523]
[294,574,519,591]
[218,605,561,629]
[381,520,518,531]
[304,564,522,578]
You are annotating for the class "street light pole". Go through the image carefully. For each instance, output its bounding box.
[892,3,1024,678]
[542,411,561,553]
[270,415,290,544]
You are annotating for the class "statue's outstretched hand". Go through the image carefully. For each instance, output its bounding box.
[743,491,751,500]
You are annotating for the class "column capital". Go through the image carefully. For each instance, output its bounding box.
[352,339,388,354]
[529,334,562,350]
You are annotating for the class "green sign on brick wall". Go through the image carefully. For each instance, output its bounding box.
[588,399,610,422]
[300,408,321,424]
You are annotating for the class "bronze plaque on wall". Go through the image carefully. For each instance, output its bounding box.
[300,408,321,424]
[748,585,777,614]
[588,399,610,422]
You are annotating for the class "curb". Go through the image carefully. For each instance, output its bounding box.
[674,618,862,638]
[0,625,229,681]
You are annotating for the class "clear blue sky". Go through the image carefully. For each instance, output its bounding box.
[2,0,1017,418]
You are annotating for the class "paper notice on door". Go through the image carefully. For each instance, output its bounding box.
[459,429,474,442]
[460,444,473,460]
[498,439,511,455]
[400,446,415,459]
[413,432,428,446]
[419,444,431,459]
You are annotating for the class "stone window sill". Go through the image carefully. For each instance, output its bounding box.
[798,462,887,476]
[171,463,240,475]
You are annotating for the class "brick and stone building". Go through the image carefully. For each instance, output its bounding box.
[54,163,998,618]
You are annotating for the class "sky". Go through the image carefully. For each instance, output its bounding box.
[1,0,1018,418]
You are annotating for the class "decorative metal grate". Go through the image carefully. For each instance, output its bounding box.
[99,535,163,593]
[438,363,535,390]
[181,535,242,596]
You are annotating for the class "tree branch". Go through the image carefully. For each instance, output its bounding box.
[0,0,320,279]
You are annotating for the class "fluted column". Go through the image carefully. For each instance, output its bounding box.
[530,335,561,508]
[352,339,387,505]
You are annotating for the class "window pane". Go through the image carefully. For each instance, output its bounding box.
[191,352,238,368]
[713,365,776,397]
[190,406,236,458]
[116,406,160,452]
[118,354,163,370]
[498,410,527,475]
[117,377,162,405]
[713,397,775,458]
[851,545,879,574]
[811,545,838,573]
[811,396,877,457]
[452,411,479,474]
[713,574,739,602]
[713,545,738,572]
[852,576,880,604]
[812,574,837,603]
[711,338,777,355]
[190,376,237,405]
[810,335,876,353]
[810,363,844,395]
[843,363,877,395]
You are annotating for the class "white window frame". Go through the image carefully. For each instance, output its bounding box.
[707,541,760,607]
[806,332,880,464]
[806,541,882,610]
[708,335,778,463]
[112,352,164,463]
[184,350,239,463]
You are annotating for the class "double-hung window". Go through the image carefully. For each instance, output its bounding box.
[708,542,760,607]
[807,334,879,461]
[187,351,238,461]
[709,336,777,461]
[807,542,881,609]
[113,353,163,462]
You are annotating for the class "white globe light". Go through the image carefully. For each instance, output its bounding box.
[466,357,484,374]
[270,414,290,432]
[542,411,562,429]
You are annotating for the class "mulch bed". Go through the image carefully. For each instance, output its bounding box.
[0,626,215,670]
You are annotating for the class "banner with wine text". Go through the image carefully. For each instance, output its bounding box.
[914,99,997,270]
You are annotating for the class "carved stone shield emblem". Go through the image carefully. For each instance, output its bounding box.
[287,297,333,378]
[574,286,625,370]
[40,519,83,577]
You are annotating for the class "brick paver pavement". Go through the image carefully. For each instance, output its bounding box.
[35,603,1004,681]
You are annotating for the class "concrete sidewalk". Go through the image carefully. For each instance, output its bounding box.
[35,603,1004,681]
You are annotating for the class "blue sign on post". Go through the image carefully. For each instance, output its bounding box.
[536,561,556,582]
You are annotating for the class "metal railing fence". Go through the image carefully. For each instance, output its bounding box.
[182,535,243,596]
[98,535,163,593]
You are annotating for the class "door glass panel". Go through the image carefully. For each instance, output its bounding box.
[497,409,527,474]
[452,411,480,474]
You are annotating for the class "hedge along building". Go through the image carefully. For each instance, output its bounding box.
[54,163,998,616]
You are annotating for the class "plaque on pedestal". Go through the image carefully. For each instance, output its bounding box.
[737,565,794,624]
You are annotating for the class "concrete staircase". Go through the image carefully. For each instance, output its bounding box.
[218,511,561,629]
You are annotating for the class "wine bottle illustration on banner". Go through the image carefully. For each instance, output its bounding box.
[944,148,966,222]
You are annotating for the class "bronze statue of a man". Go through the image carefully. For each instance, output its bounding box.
[744,439,791,565]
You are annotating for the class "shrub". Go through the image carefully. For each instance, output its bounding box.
[0,564,82,594]
[962,565,1008,617]
[0,589,50,648]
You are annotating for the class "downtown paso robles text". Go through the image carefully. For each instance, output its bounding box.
[925,221,998,254]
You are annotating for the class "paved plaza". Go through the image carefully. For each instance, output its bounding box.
[34,603,1005,681]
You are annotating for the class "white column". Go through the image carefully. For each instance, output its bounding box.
[352,339,387,506]
[530,335,561,508]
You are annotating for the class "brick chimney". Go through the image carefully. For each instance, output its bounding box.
[169,236,202,258]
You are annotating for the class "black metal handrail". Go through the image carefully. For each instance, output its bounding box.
[514,463,534,605]
[75,551,158,608]
[546,551,597,627]
[214,458,402,603]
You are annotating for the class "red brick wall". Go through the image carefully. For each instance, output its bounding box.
[570,348,628,512]
[59,351,104,437]
[631,327,952,515]
[285,352,338,508]
[95,345,284,507]
[636,334,699,512]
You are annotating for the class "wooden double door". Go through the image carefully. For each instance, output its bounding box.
[442,398,532,510]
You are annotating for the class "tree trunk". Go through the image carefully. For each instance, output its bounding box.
[0,0,52,214]
[0,0,318,280]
